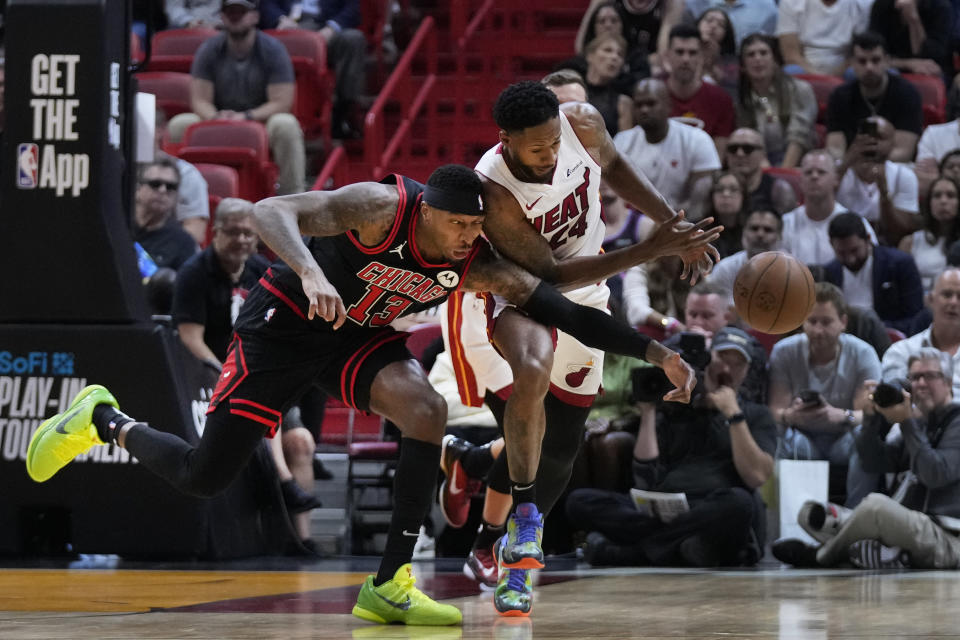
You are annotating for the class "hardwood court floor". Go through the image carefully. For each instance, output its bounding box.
[1,559,959,639]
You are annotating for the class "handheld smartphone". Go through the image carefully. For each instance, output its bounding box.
[798,389,824,407]
[858,119,879,137]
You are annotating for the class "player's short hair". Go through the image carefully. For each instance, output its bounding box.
[424,164,484,215]
[214,197,255,228]
[492,81,560,133]
[828,212,870,240]
[814,281,847,318]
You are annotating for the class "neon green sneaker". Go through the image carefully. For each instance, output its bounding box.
[352,564,462,626]
[26,385,119,482]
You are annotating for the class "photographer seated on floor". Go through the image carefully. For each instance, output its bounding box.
[773,348,960,569]
[565,328,777,567]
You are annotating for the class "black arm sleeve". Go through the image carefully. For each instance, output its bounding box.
[519,281,652,362]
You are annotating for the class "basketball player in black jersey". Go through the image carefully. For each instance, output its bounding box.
[26,165,716,627]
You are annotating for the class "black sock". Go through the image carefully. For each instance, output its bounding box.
[474,519,506,552]
[461,442,494,478]
[375,437,441,586]
[511,481,536,507]
[92,404,135,444]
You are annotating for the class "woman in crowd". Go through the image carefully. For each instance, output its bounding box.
[735,33,817,168]
[697,8,738,94]
[583,33,634,135]
[569,1,650,92]
[705,170,749,258]
[899,175,960,294]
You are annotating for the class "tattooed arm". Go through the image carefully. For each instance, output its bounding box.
[252,182,398,327]
[461,246,695,402]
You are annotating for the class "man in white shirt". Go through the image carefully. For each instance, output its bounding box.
[782,150,875,266]
[776,0,872,75]
[835,116,919,246]
[883,268,960,395]
[915,119,960,196]
[708,210,782,297]
[614,78,721,220]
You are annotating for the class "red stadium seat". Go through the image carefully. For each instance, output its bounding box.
[147,28,217,72]
[264,29,334,142]
[135,71,193,118]
[902,73,947,126]
[763,167,804,204]
[177,120,278,203]
[794,74,843,124]
[194,163,240,200]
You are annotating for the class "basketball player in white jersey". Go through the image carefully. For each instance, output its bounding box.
[472,81,719,616]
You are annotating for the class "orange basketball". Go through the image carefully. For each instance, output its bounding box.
[733,251,816,334]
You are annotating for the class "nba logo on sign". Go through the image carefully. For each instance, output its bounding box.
[17,143,39,189]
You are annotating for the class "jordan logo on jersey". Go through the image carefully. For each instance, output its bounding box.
[389,241,407,259]
[530,167,591,250]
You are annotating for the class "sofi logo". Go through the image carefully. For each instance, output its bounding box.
[0,351,75,375]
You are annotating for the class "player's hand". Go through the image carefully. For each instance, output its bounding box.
[670,211,721,284]
[661,352,695,403]
[301,268,347,328]
[650,212,723,263]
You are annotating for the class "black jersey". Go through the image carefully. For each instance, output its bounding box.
[261,174,484,328]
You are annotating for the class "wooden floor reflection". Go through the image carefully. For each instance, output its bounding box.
[2,564,959,639]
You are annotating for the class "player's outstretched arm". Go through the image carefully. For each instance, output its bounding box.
[462,248,695,402]
[253,182,399,327]
[564,102,721,282]
[482,179,720,291]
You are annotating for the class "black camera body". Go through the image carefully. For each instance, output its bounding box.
[874,380,911,408]
[631,332,710,405]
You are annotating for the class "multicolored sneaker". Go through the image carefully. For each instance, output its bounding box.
[463,545,498,590]
[499,503,544,570]
[26,385,119,483]
[494,537,533,617]
[352,564,462,626]
[439,435,480,528]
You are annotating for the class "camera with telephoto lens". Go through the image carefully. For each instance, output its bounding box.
[873,380,911,408]
[631,332,710,405]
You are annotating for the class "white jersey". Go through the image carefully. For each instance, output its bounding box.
[475,111,605,262]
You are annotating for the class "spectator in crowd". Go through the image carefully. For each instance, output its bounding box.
[664,24,736,151]
[612,0,685,74]
[172,198,321,549]
[735,34,817,168]
[584,33,634,135]
[770,282,883,506]
[782,150,872,266]
[826,32,923,163]
[623,257,690,334]
[664,280,770,403]
[168,0,306,195]
[601,181,657,313]
[868,0,954,78]
[776,0,871,75]
[900,176,960,294]
[166,0,222,29]
[835,116,920,246]
[133,159,199,271]
[806,265,895,358]
[725,127,800,215]
[773,348,960,569]
[573,1,651,86]
[824,212,925,334]
[614,78,720,218]
[566,327,776,567]
[696,8,738,92]
[542,69,589,104]
[154,108,210,246]
[686,0,778,51]
[704,170,749,258]
[916,127,960,196]
[883,268,960,395]
[707,209,781,297]
[261,0,368,140]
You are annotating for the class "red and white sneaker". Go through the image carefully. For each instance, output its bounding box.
[463,545,498,590]
[439,434,480,528]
